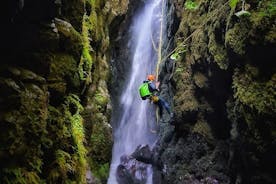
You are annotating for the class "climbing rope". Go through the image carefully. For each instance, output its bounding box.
[151,0,231,129]
[155,0,165,82]
[153,0,166,126]
[151,29,158,52]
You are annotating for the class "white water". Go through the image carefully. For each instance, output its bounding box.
[108,0,165,183]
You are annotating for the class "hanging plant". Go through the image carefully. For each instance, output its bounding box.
[235,10,251,17]
[170,46,186,60]
[184,0,199,11]
[229,0,239,10]
[230,0,251,17]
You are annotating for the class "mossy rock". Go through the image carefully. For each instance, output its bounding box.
[61,0,85,32]
[1,168,42,184]
[54,18,83,59]
[47,53,80,93]
[193,72,208,88]
[89,121,112,183]
[225,22,249,55]
[192,118,214,142]
[90,118,112,162]
[208,33,229,70]
[45,94,87,183]
[233,65,276,113]
[7,67,46,83]
[0,75,48,183]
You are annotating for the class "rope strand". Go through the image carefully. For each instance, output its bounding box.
[158,0,230,67]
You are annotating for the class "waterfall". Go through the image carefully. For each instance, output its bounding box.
[108,0,166,183]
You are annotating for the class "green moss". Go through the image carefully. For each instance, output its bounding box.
[45,94,88,183]
[89,0,106,42]
[233,65,276,113]
[2,168,42,184]
[208,33,229,70]
[192,117,214,142]
[54,18,83,57]
[65,94,87,183]
[175,67,184,74]
[79,15,93,85]
[174,62,199,115]
[170,46,186,60]
[90,122,112,164]
[47,53,80,93]
[90,162,110,183]
[94,92,108,106]
[193,72,208,88]
[0,72,48,184]
[265,26,276,42]
[96,14,105,42]
[0,0,115,183]
[266,1,276,17]
[48,150,73,181]
[184,0,199,11]
[89,121,112,183]
[229,0,239,10]
[256,0,276,18]
[225,22,248,55]
[91,0,105,11]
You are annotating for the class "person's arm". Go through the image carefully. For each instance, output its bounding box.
[149,82,159,92]
[155,81,160,89]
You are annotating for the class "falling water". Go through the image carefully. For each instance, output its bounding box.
[108,0,165,183]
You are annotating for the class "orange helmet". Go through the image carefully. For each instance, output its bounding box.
[147,74,155,81]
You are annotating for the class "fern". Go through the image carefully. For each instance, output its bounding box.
[229,0,239,10]
[184,0,198,10]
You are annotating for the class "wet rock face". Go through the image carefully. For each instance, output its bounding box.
[0,0,129,183]
[116,157,148,184]
[153,132,230,184]
[154,0,276,183]
[132,145,153,164]
[116,145,154,184]
[0,1,87,183]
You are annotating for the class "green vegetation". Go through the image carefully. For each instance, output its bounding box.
[229,0,239,10]
[2,168,41,184]
[0,0,115,183]
[90,162,110,183]
[233,65,276,113]
[170,46,186,60]
[208,33,229,70]
[89,119,112,183]
[65,94,87,183]
[193,72,208,88]
[192,117,214,142]
[80,1,113,183]
[257,0,276,18]
[79,14,93,85]
[225,22,248,55]
[266,1,276,17]
[0,69,48,184]
[46,94,88,183]
[184,0,199,10]
[48,53,80,94]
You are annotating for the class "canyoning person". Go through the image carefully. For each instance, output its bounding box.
[139,74,173,119]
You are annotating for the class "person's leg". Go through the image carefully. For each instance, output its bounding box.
[158,97,174,123]
[158,97,171,114]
